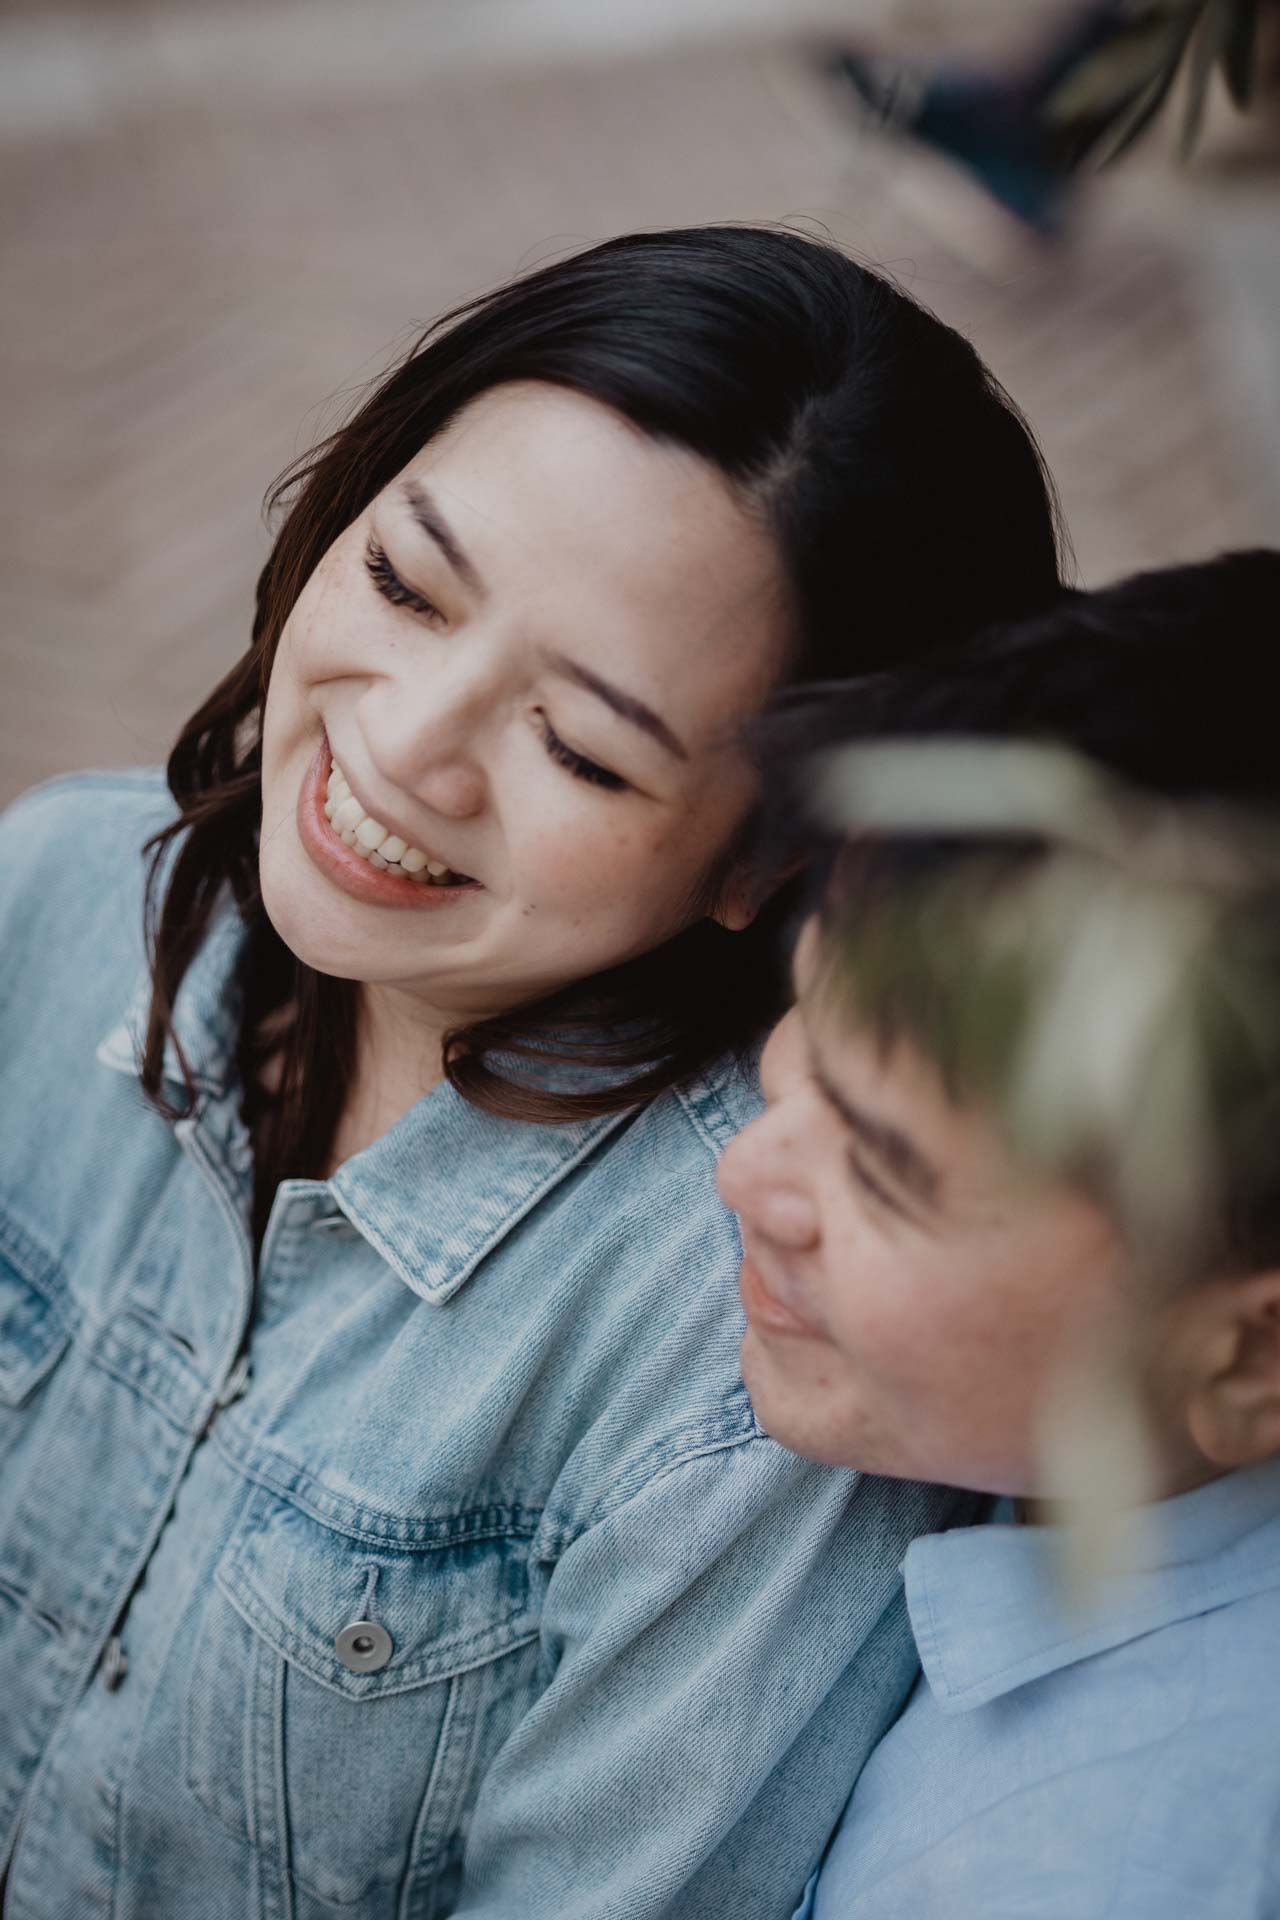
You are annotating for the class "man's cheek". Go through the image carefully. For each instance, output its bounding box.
[825,1292,916,1403]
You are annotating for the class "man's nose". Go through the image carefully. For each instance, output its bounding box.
[716,1113,820,1251]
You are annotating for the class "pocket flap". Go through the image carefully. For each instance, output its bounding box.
[216,1485,539,1700]
[0,1240,74,1408]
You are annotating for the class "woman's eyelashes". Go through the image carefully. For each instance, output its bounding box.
[364,536,629,795]
[536,712,628,792]
[365,537,445,624]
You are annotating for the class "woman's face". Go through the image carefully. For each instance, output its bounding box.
[259,382,789,1022]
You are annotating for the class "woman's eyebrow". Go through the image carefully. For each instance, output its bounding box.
[400,481,486,596]
[544,651,689,761]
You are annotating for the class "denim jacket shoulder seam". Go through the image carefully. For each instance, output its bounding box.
[672,1076,738,1159]
[540,1413,771,1558]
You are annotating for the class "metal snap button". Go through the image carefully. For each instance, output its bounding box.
[335,1619,393,1673]
[99,1634,128,1691]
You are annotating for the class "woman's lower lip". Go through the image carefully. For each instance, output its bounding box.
[738,1256,822,1339]
[296,733,482,912]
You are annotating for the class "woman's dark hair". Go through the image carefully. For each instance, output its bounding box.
[140,223,1063,1221]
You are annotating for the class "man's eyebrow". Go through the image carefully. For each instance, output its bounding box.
[810,1059,942,1210]
[400,481,485,596]
[545,651,689,761]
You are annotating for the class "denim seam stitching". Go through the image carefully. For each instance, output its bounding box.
[544,1422,770,1552]
[673,1078,736,1159]
[360,1108,635,1303]
[211,1425,544,1548]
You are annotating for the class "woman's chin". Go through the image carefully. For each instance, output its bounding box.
[257,830,363,980]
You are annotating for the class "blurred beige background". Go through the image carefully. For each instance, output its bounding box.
[2,0,1278,805]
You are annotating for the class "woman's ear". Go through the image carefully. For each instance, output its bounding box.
[1185,1269,1280,1471]
[711,865,763,933]
[710,855,806,934]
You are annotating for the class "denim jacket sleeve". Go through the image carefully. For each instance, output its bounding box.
[455,1437,945,1918]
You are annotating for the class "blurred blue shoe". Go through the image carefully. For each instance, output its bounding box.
[820,3,1176,240]
[825,53,1068,236]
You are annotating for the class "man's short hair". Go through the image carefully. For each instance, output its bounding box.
[760,550,1280,1279]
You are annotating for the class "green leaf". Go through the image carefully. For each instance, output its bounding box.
[1179,4,1224,157]
[1045,18,1189,122]
[1089,68,1180,163]
[1220,0,1260,105]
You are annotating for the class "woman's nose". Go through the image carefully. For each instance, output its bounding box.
[364,683,489,819]
[413,762,486,820]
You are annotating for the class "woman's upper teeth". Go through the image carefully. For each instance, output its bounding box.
[323,758,471,885]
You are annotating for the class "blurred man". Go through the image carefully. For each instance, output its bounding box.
[719,551,1280,1919]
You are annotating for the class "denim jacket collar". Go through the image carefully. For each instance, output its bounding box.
[905,1456,1280,1714]
[93,889,751,1307]
[95,886,246,1099]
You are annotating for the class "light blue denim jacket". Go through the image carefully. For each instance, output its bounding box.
[0,770,968,1920]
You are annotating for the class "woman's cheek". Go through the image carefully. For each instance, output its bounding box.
[280,539,375,685]
[521,809,648,916]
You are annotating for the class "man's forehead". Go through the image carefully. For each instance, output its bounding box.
[796,928,1021,1206]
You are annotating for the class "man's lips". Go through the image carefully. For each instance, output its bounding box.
[737,1253,824,1339]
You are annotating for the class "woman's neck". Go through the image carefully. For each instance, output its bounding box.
[322,984,452,1176]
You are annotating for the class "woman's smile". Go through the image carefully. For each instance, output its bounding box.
[296,730,484,913]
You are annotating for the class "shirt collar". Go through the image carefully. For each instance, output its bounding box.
[95,894,755,1306]
[907,1456,1280,1713]
[328,1038,759,1304]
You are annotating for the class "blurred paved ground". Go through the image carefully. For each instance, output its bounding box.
[1,17,1277,803]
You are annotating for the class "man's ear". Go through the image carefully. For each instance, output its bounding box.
[1186,1269,1280,1470]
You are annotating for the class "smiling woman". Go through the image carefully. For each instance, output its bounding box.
[258,378,785,1143]
[0,226,1062,1920]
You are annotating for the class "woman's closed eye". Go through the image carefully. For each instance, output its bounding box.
[536,711,629,792]
[365,537,445,625]
[364,535,628,793]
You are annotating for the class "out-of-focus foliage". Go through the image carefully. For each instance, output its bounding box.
[1046,0,1265,164]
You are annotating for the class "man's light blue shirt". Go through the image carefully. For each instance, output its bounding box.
[799,1458,1280,1918]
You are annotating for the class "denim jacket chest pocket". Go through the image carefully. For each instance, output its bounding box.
[0,1235,75,1474]
[185,1482,544,1914]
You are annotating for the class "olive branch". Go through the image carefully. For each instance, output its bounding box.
[1044,0,1265,164]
